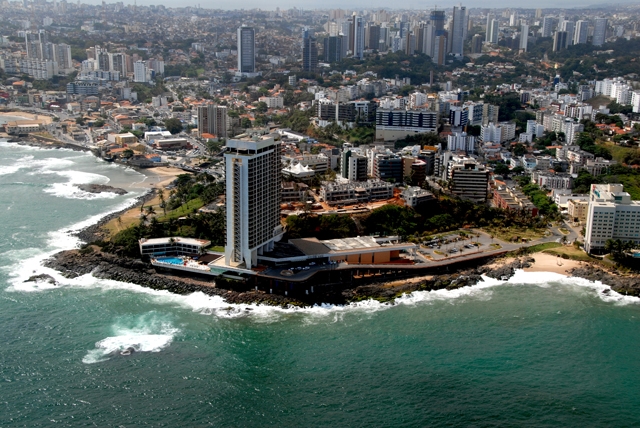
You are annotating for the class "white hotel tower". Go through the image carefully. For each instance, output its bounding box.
[584,184,640,254]
[224,136,283,269]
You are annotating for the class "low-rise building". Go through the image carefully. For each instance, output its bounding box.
[402,186,435,207]
[139,237,211,257]
[446,156,489,202]
[154,138,190,150]
[320,179,394,206]
[281,182,309,202]
[493,187,538,216]
[531,171,573,190]
[568,198,589,223]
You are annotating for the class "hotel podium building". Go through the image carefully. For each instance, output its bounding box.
[224,136,283,269]
[584,184,640,254]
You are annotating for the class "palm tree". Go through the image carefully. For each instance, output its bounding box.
[146,205,156,216]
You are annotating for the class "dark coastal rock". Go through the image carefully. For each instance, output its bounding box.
[24,273,57,285]
[44,249,306,307]
[568,266,640,297]
[477,257,535,280]
[77,184,128,195]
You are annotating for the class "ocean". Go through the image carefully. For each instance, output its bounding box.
[2,140,640,427]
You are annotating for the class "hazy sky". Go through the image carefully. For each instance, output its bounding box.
[88,0,606,10]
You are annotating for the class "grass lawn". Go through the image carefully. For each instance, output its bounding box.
[484,226,547,242]
[543,245,592,261]
[157,197,205,221]
[489,243,502,249]
[523,242,562,253]
[559,227,570,235]
[207,245,225,252]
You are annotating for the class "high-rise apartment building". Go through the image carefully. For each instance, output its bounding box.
[471,34,483,53]
[197,104,228,139]
[574,20,589,44]
[302,29,318,72]
[224,136,282,269]
[584,184,640,253]
[553,31,568,51]
[448,5,468,56]
[133,60,148,82]
[109,52,127,76]
[349,14,365,59]
[560,20,575,45]
[324,36,344,62]
[433,34,447,65]
[237,26,256,73]
[593,18,607,46]
[366,24,380,50]
[519,24,529,51]
[541,16,556,38]
[487,19,499,44]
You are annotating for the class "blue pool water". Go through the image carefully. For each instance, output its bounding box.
[156,257,184,265]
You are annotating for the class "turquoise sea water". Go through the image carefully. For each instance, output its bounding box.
[2,140,640,427]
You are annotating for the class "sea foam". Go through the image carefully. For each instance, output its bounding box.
[82,312,179,364]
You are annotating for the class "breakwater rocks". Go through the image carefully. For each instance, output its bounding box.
[344,257,534,303]
[24,273,58,285]
[77,184,128,195]
[478,257,535,279]
[15,137,91,152]
[568,265,640,297]
[43,249,306,307]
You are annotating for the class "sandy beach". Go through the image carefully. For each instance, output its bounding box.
[488,253,582,276]
[101,165,187,235]
[0,111,53,124]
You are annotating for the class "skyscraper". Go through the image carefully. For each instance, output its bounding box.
[366,24,380,51]
[553,31,568,51]
[237,26,255,73]
[433,35,447,65]
[574,20,589,44]
[593,18,607,46]
[431,9,446,34]
[519,24,529,51]
[324,36,343,62]
[541,16,556,38]
[224,136,282,269]
[301,29,318,72]
[349,14,365,59]
[449,5,468,56]
[197,104,228,139]
[487,19,499,44]
[471,34,483,53]
[560,20,575,45]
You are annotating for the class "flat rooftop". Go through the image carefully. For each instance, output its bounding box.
[140,237,210,246]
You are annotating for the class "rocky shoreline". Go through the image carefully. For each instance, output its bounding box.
[35,249,640,307]
[74,189,157,243]
[11,136,92,152]
[77,184,128,195]
[38,248,541,307]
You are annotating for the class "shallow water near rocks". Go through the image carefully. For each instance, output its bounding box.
[2,140,640,426]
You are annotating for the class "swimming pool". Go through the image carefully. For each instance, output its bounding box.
[155,257,184,265]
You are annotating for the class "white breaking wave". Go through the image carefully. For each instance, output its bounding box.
[82,313,179,364]
[42,170,116,200]
[5,191,148,292]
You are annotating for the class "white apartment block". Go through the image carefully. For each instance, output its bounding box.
[585,184,640,253]
[258,96,284,109]
[481,122,502,143]
[531,171,573,190]
[224,136,283,269]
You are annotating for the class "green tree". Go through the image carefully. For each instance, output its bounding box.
[164,118,183,134]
